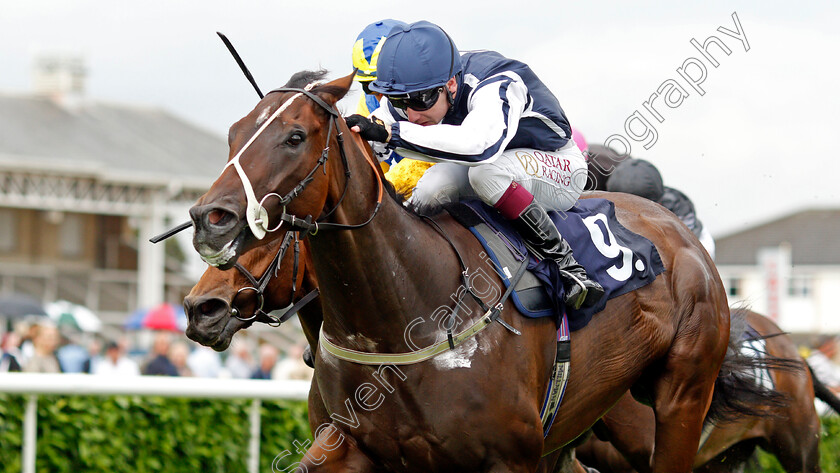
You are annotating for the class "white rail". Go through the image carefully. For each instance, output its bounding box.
[0,373,311,473]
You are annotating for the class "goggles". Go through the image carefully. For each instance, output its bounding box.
[387,87,442,112]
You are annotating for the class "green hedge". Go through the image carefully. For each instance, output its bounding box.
[745,415,840,473]
[1,394,838,472]
[0,394,312,473]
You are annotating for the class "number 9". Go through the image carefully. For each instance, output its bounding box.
[582,214,634,282]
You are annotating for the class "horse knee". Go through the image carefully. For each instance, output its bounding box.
[291,425,377,473]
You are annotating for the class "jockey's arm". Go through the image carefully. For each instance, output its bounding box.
[372,76,529,166]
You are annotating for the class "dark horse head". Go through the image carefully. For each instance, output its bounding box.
[183,232,319,351]
[189,70,355,269]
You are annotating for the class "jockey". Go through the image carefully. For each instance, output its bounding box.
[352,19,434,193]
[606,158,716,259]
[345,20,604,310]
[352,19,406,117]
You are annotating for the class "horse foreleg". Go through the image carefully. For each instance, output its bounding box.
[763,370,822,473]
[766,427,822,473]
[650,370,716,473]
[650,320,725,471]
[594,393,655,473]
[694,441,756,473]
[284,423,380,473]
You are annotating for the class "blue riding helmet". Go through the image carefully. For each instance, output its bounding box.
[368,20,462,96]
[352,19,407,82]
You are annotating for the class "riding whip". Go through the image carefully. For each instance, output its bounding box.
[217,32,264,98]
[149,221,192,244]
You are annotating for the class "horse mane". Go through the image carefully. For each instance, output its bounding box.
[377,170,448,218]
[408,199,447,217]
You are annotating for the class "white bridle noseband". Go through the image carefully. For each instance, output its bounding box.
[223,92,303,240]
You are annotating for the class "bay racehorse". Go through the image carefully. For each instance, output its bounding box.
[183,233,809,473]
[576,308,840,473]
[184,231,319,353]
[183,226,593,473]
[188,70,733,473]
[183,232,331,433]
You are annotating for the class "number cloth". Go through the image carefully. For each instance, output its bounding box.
[460,198,665,329]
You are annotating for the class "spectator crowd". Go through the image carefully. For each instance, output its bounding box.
[0,319,311,381]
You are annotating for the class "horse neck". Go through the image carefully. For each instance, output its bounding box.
[307,137,464,349]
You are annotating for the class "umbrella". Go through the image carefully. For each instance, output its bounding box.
[45,300,102,332]
[0,294,49,319]
[125,303,187,332]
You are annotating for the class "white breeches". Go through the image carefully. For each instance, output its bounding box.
[409,140,588,212]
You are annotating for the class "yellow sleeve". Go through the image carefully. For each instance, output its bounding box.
[356,94,372,117]
[384,159,436,199]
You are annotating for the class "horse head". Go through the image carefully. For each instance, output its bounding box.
[189,71,355,269]
[183,232,315,350]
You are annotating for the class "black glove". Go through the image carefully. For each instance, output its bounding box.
[345,114,390,143]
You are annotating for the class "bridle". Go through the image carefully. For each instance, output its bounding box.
[223,85,384,241]
[152,81,385,328]
[212,84,384,326]
[153,36,385,329]
[229,230,319,325]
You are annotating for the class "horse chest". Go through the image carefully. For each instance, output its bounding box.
[317,362,493,471]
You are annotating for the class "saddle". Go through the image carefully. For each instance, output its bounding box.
[445,198,665,331]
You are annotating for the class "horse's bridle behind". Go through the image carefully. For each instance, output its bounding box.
[230,230,319,325]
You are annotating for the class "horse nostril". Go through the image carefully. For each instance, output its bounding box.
[184,296,230,322]
[189,204,238,232]
[208,209,227,226]
[198,298,230,320]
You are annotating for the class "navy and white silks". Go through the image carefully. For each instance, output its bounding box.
[370,50,588,211]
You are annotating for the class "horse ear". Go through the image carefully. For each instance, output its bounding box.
[314,71,355,107]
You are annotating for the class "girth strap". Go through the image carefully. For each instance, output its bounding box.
[319,258,529,366]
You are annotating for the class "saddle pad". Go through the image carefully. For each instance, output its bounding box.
[446,198,665,331]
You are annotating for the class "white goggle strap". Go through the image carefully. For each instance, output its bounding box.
[223,92,303,240]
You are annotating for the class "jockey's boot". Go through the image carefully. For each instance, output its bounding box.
[511,201,605,310]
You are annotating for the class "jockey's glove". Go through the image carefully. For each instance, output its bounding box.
[345,114,390,143]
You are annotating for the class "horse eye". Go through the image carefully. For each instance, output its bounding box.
[286,132,305,147]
